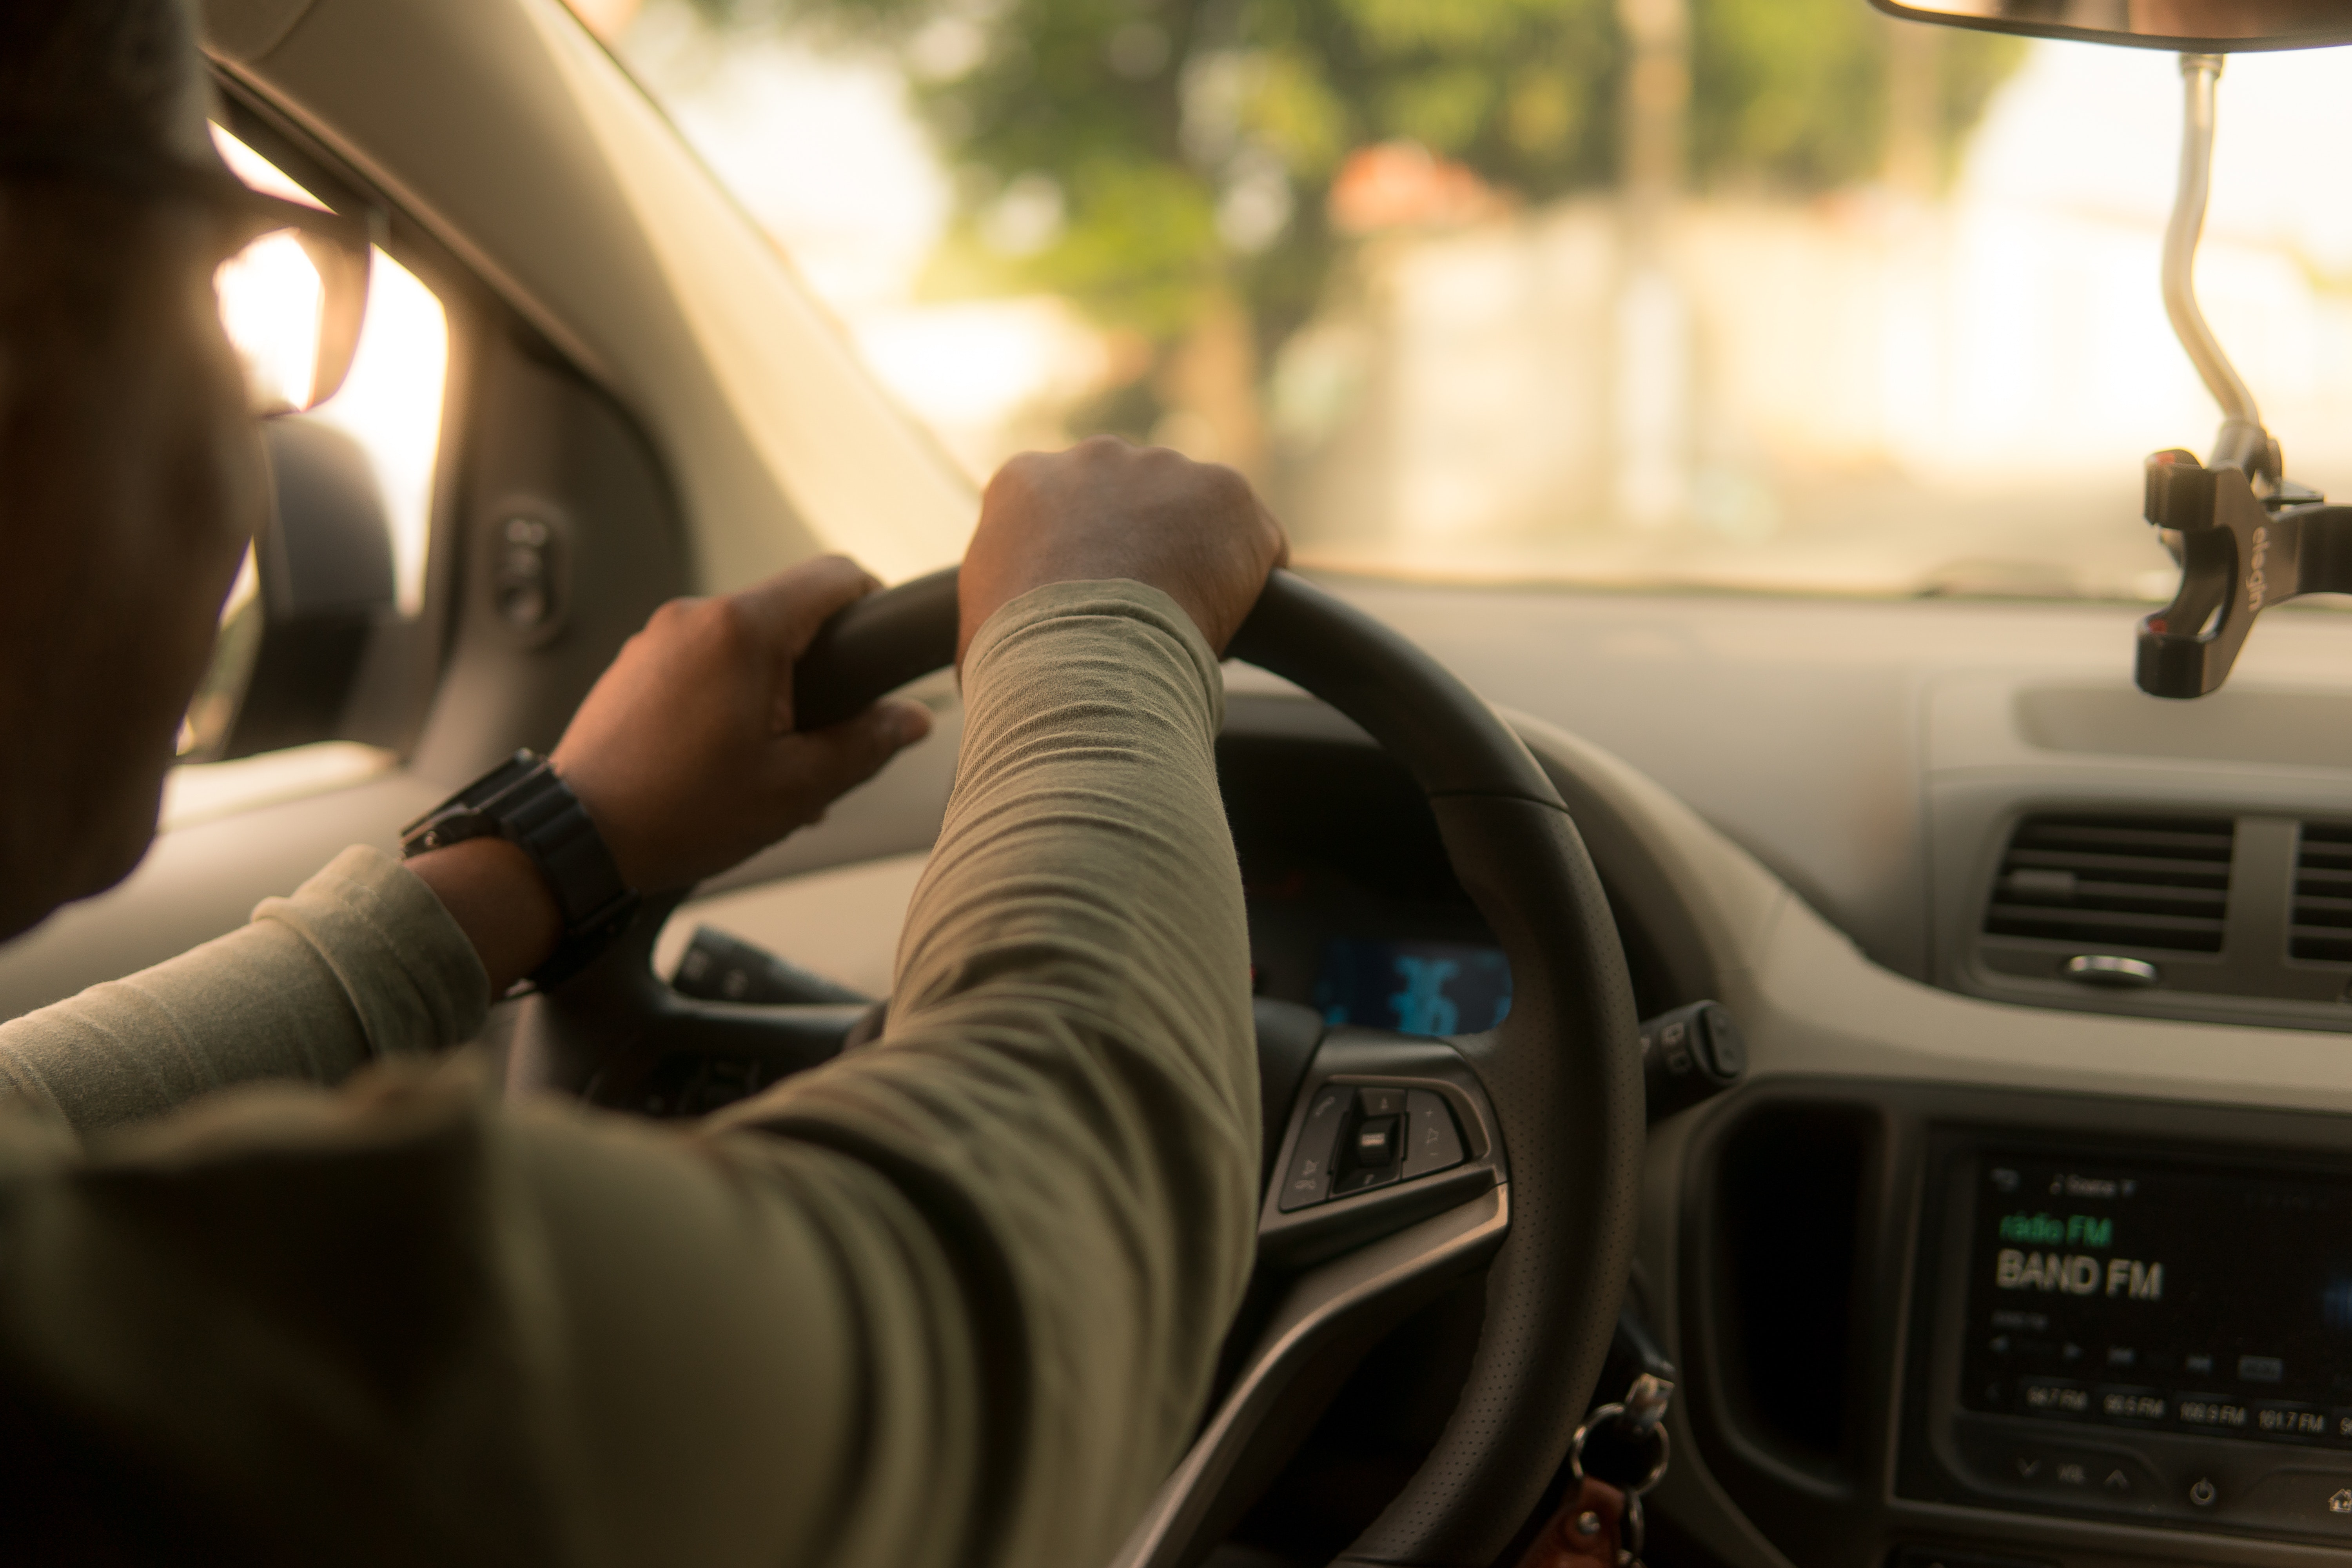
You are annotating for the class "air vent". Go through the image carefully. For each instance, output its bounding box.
[2291,822,2352,964]
[1982,814,2234,955]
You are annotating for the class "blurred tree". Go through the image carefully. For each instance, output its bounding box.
[682,0,2019,454]
[1689,0,2017,192]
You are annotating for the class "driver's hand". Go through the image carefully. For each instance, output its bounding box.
[551,555,933,893]
[958,436,1289,665]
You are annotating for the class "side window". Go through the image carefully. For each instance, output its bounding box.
[166,129,452,829]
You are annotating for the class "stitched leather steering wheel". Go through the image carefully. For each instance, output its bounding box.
[515,567,1643,1566]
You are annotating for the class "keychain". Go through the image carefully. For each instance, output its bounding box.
[1563,1373,1674,1568]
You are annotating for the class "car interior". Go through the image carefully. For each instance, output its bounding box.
[10,0,2352,1564]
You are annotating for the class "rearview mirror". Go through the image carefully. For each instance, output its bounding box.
[1868,0,2352,51]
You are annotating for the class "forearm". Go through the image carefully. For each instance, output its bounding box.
[718,579,1260,1564]
[0,582,1260,1567]
[0,845,490,1134]
[402,837,562,996]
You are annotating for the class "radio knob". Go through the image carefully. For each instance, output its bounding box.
[2189,1477,2219,1508]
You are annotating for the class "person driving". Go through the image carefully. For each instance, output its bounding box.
[0,0,1287,1561]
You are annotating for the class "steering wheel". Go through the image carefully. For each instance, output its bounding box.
[507,568,1644,1567]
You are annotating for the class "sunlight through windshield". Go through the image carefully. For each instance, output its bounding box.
[577,0,2352,601]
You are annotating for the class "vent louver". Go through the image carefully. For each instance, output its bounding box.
[1982,814,2233,955]
[2291,822,2352,964]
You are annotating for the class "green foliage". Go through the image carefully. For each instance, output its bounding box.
[685,0,2023,400]
[1023,158,1224,338]
[1689,0,2020,190]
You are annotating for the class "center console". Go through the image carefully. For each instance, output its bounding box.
[1910,1136,2352,1548]
[1677,1082,2352,1568]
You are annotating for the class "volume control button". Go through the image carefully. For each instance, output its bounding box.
[1278,1087,1348,1210]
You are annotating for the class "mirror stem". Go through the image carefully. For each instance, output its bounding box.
[2164,52,2269,479]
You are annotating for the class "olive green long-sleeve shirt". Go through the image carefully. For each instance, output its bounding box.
[0,580,1259,1567]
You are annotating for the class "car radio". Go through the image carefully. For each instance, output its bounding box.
[1911,1142,2352,1546]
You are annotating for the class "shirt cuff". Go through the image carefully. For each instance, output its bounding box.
[252,845,492,1058]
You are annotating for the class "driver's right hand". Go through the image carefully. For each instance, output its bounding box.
[957,435,1290,666]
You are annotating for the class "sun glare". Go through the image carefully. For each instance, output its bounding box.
[207,126,449,616]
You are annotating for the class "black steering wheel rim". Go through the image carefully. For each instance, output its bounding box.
[789,566,1645,1566]
[515,570,1642,1563]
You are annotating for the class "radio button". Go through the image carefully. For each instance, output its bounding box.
[1955,1425,2161,1514]
[2256,1402,2330,1444]
[2018,1377,2092,1419]
[2176,1395,2252,1433]
[2188,1476,2219,1508]
[2096,1386,2168,1424]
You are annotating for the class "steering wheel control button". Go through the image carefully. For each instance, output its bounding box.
[1278,1087,1348,1211]
[1399,1090,1465,1178]
[1290,1082,1477,1201]
[1327,1089,1410,1196]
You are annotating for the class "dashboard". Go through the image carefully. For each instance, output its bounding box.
[1209,626,2352,1568]
[504,621,2352,1568]
[15,582,2352,1568]
[1222,719,1515,1039]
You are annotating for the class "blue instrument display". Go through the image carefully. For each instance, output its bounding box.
[1311,938,1512,1036]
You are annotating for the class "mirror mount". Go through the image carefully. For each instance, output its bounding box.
[2162,55,2272,486]
[2132,51,2352,697]
[1871,3,2352,694]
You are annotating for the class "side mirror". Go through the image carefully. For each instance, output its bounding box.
[1869,0,2352,52]
[185,416,399,760]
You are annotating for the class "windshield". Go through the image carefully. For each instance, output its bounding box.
[576,0,2352,601]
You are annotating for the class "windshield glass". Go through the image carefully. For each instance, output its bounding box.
[577,0,2352,600]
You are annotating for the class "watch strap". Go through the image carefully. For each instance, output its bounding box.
[401,751,640,989]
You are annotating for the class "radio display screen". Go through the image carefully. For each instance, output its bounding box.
[1961,1152,2352,1443]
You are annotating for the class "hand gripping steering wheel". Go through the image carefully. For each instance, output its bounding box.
[514,567,1644,1567]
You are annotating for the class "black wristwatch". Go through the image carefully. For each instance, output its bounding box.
[400,750,640,990]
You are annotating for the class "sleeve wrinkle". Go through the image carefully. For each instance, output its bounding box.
[718,578,1259,1567]
[0,846,490,1135]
